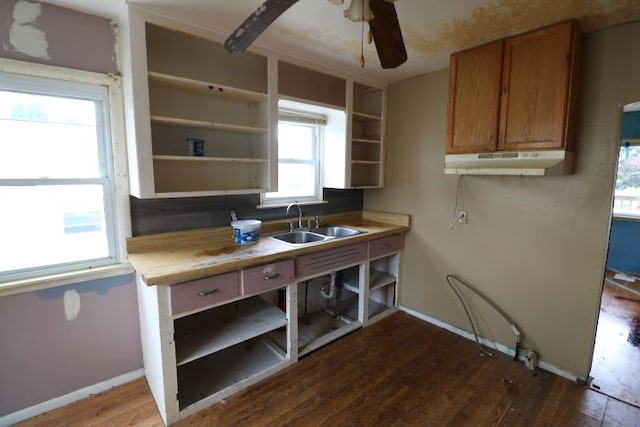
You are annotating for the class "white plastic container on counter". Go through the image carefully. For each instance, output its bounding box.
[231,219,262,245]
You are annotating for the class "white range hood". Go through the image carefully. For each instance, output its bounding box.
[444,150,573,176]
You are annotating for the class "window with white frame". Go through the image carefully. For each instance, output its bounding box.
[0,70,126,283]
[262,107,324,205]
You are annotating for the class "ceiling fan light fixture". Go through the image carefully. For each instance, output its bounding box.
[343,0,372,22]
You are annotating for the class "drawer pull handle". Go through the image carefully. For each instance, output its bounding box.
[263,272,280,280]
[197,289,220,297]
[383,244,391,248]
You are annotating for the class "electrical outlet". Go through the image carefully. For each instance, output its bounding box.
[457,210,468,224]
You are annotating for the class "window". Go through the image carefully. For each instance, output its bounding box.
[0,69,128,283]
[262,104,324,206]
[613,143,640,218]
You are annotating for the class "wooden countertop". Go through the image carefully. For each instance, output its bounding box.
[127,211,410,286]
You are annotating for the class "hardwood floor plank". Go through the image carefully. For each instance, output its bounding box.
[16,312,640,427]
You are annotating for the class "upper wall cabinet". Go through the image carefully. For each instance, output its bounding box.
[120,8,276,198]
[446,21,582,155]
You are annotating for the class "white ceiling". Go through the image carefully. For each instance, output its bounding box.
[42,0,640,84]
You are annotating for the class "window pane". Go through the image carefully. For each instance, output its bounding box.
[613,145,640,217]
[278,123,314,160]
[0,185,110,273]
[0,90,101,179]
[266,163,316,198]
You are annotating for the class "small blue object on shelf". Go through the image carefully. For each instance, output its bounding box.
[187,138,205,156]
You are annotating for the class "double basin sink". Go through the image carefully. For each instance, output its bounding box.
[272,226,364,244]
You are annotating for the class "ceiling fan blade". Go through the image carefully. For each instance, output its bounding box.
[225,0,300,53]
[368,0,407,69]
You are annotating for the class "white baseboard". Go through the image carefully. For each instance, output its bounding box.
[400,306,583,383]
[0,369,144,427]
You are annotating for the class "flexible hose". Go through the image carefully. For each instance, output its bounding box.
[446,274,523,360]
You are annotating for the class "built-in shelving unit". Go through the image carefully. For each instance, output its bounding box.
[350,83,385,188]
[122,15,275,198]
[366,255,399,322]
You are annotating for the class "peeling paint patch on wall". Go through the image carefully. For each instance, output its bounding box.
[63,289,81,321]
[36,273,134,299]
[0,0,118,74]
[9,0,50,60]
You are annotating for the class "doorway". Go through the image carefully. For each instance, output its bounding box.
[590,102,640,406]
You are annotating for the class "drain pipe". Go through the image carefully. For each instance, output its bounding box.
[446,274,523,361]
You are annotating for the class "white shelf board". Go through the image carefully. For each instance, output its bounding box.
[151,115,268,134]
[352,138,381,144]
[148,71,268,103]
[352,160,381,165]
[153,155,267,164]
[352,111,382,121]
[369,268,396,291]
[152,188,270,199]
[175,297,287,366]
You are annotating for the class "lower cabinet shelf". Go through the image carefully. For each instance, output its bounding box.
[174,296,288,366]
[177,333,286,410]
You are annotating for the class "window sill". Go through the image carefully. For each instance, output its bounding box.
[256,200,328,209]
[612,214,640,222]
[0,263,134,298]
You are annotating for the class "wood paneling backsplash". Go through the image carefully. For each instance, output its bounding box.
[130,188,364,236]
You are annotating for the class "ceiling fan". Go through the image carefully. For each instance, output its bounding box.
[224,0,407,69]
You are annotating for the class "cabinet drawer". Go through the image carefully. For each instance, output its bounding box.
[369,234,403,259]
[242,259,295,295]
[296,242,367,278]
[170,271,240,315]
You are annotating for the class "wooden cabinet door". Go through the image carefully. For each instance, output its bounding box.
[446,40,503,154]
[498,21,576,151]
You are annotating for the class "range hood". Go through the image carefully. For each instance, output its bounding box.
[444,150,573,176]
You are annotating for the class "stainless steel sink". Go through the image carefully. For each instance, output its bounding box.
[272,226,365,245]
[272,231,327,244]
[311,226,364,238]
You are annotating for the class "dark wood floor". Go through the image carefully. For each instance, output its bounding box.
[590,279,640,407]
[17,311,640,426]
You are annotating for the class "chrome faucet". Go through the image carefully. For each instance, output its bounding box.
[286,203,303,230]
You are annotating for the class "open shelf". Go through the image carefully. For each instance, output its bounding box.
[148,71,268,103]
[351,162,381,188]
[177,334,286,410]
[368,296,393,319]
[153,157,268,194]
[153,155,267,164]
[352,111,382,121]
[369,268,396,291]
[352,137,381,144]
[150,116,268,134]
[174,296,287,366]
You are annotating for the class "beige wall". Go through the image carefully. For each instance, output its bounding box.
[365,21,640,378]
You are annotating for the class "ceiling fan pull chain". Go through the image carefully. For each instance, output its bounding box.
[359,6,365,68]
